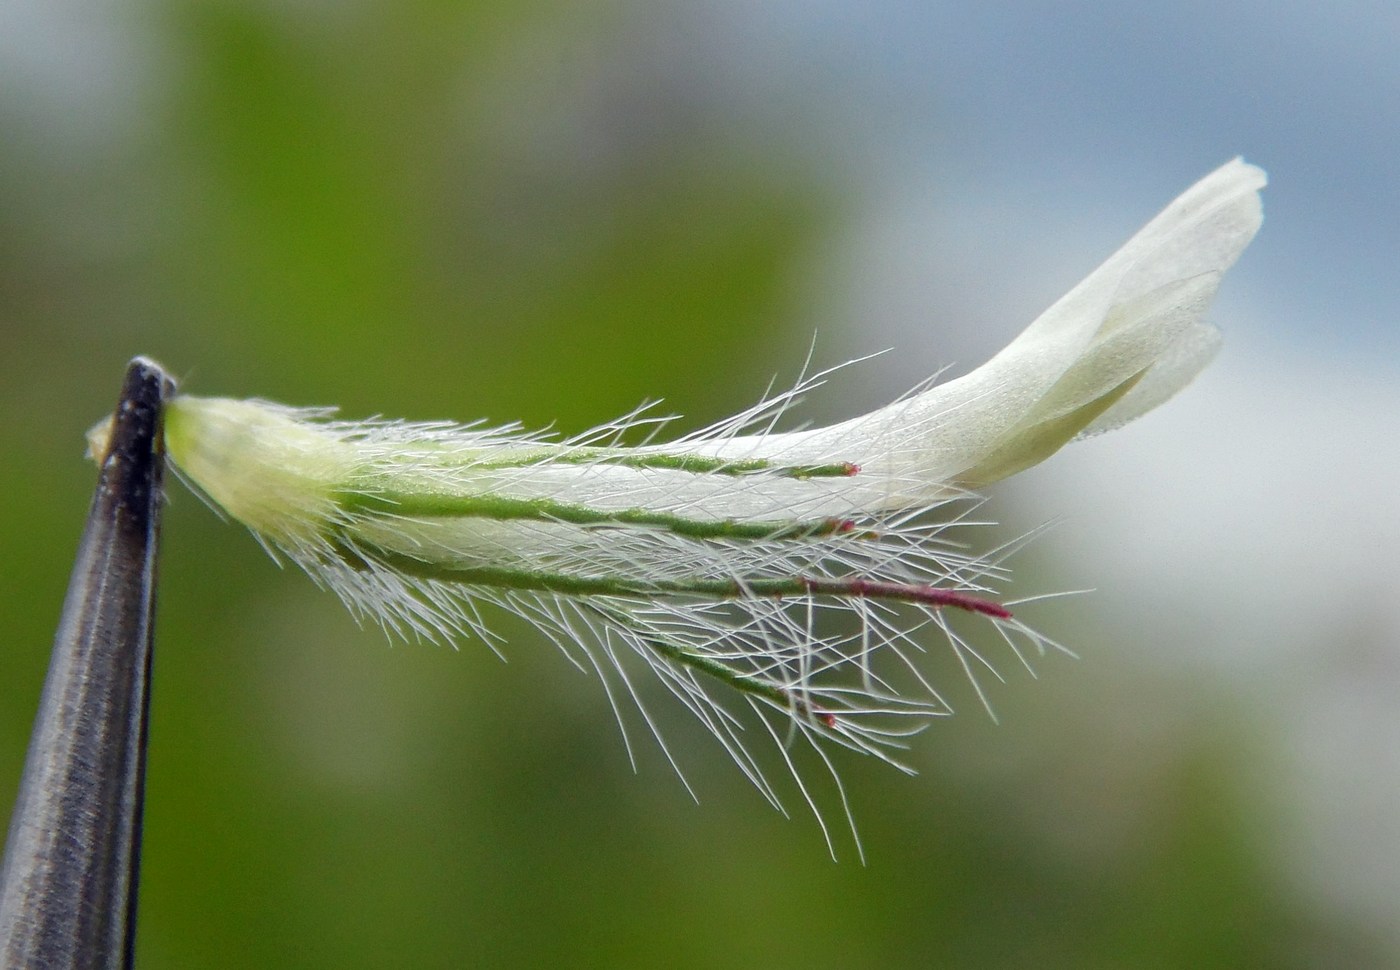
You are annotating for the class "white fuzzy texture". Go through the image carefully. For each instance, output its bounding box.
[97,159,1264,856]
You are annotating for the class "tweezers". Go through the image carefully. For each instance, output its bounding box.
[0,358,174,968]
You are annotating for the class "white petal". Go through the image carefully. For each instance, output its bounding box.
[1076,319,1222,438]
[696,158,1265,495]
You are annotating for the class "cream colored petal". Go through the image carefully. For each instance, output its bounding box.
[695,159,1264,497]
[1076,319,1222,439]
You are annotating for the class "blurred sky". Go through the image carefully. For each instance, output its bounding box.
[2,0,1398,966]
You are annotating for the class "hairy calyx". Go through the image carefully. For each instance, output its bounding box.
[85,159,1265,856]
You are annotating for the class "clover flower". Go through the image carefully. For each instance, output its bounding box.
[88,158,1265,853]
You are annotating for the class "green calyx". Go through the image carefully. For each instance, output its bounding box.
[333,488,853,542]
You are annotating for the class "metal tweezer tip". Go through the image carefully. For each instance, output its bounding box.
[0,358,175,969]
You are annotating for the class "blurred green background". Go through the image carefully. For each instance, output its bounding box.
[4,2,1398,967]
